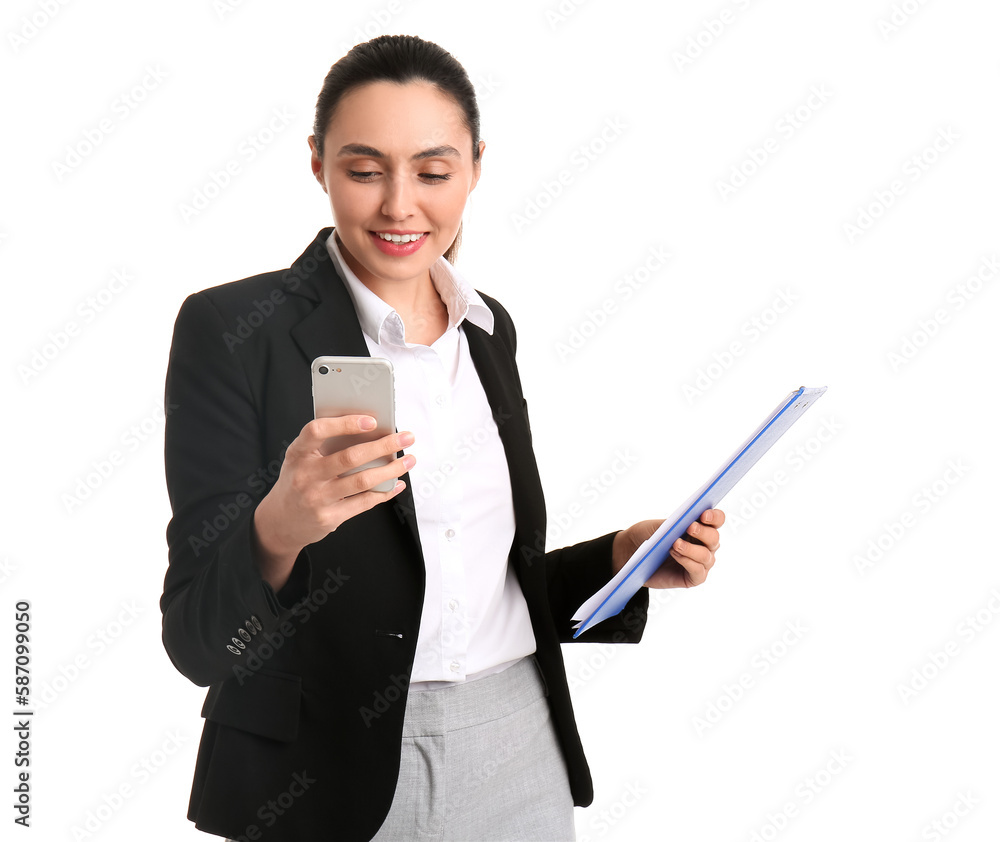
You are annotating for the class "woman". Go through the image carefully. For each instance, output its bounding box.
[161,34,724,842]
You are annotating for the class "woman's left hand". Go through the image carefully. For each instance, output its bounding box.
[611,509,725,589]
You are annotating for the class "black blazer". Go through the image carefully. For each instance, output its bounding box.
[160,228,649,842]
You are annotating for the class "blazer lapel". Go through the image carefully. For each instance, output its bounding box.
[288,230,370,363]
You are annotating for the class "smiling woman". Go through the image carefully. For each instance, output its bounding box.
[160,33,723,842]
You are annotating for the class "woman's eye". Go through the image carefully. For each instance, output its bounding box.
[346,170,451,182]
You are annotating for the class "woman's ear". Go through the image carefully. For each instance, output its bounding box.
[308,136,328,193]
[469,140,486,193]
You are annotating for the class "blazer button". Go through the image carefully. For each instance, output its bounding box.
[251,615,262,630]
[227,645,242,655]
[245,621,258,636]
[231,637,246,649]
[238,629,251,642]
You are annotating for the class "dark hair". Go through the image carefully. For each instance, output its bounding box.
[312,35,481,263]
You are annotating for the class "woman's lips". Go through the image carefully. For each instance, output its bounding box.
[369,231,428,256]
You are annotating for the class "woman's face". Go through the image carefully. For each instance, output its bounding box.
[310,80,484,290]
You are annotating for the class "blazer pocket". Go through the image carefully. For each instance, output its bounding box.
[200,669,302,742]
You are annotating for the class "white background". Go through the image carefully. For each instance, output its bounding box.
[3,0,999,840]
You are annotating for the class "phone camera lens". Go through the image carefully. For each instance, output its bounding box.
[318,366,329,375]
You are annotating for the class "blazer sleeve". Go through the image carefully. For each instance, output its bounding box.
[159,292,311,687]
[543,531,649,645]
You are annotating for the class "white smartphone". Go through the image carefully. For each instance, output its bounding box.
[311,356,397,493]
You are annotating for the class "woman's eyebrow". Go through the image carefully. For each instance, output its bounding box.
[412,145,461,160]
[336,143,461,160]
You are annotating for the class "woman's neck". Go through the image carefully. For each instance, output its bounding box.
[363,269,450,347]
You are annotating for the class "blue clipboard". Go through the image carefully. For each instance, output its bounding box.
[571,386,828,638]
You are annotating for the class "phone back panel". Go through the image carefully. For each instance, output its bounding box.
[311,356,396,489]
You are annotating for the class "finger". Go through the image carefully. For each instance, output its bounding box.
[327,430,415,474]
[668,544,710,586]
[699,508,726,528]
[333,452,416,498]
[686,520,721,552]
[321,478,408,527]
[300,414,383,446]
[671,537,716,571]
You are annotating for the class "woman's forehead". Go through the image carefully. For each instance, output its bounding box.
[327,80,471,154]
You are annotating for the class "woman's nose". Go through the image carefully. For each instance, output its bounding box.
[381,176,414,221]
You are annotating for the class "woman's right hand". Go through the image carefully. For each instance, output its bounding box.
[251,415,414,591]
